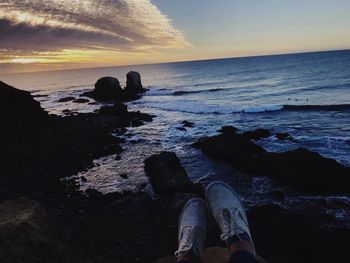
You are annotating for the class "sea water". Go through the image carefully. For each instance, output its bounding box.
[2,50,350,226]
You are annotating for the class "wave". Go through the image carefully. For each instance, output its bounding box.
[173,88,224,96]
[136,101,285,115]
[135,101,350,116]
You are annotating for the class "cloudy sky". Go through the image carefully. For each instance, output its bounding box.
[1,0,349,73]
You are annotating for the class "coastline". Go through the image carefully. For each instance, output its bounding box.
[1,74,350,263]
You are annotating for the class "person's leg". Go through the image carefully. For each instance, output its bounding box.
[205,181,258,263]
[175,198,207,263]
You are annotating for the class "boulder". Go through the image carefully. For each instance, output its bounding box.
[126,71,143,93]
[193,133,266,168]
[144,152,203,195]
[93,77,123,101]
[0,197,68,263]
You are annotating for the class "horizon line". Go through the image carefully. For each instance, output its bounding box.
[2,48,349,76]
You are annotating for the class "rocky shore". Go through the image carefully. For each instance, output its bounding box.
[1,77,350,263]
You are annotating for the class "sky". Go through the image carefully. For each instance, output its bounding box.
[0,0,349,73]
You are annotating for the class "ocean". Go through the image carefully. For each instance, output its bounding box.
[1,50,350,226]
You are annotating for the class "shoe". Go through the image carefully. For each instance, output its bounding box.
[175,198,207,259]
[206,181,256,255]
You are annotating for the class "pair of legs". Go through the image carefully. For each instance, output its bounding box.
[175,181,258,263]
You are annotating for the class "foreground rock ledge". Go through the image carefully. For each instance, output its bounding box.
[0,197,69,262]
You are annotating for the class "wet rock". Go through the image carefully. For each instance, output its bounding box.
[58,96,75,102]
[126,71,143,93]
[193,133,266,168]
[99,102,128,116]
[246,148,350,194]
[218,125,239,134]
[177,127,187,131]
[120,173,128,179]
[242,128,271,140]
[276,132,293,140]
[182,120,195,128]
[73,98,89,103]
[0,197,69,263]
[62,109,71,115]
[130,119,144,127]
[144,152,203,195]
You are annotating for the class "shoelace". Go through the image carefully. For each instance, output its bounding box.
[217,208,247,240]
[175,225,202,257]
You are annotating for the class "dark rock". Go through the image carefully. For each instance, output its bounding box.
[85,188,104,199]
[73,98,89,103]
[0,197,69,263]
[248,204,350,263]
[0,80,50,143]
[58,96,75,102]
[99,103,128,116]
[144,152,203,195]
[80,90,94,98]
[242,128,271,140]
[246,148,350,194]
[276,132,293,140]
[125,71,143,93]
[177,127,187,131]
[32,94,48,98]
[120,173,128,179]
[182,120,195,128]
[93,77,123,101]
[115,155,121,161]
[218,125,239,134]
[62,109,71,115]
[80,176,87,182]
[130,119,144,127]
[194,133,266,168]
[271,190,285,200]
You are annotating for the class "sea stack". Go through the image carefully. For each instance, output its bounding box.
[93,77,124,101]
[125,71,143,93]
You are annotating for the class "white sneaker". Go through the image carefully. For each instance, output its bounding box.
[175,198,207,259]
[206,181,256,255]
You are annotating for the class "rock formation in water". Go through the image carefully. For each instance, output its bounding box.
[82,71,146,102]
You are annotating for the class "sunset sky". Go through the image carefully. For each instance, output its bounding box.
[1,0,349,73]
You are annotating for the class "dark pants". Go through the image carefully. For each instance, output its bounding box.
[178,250,258,263]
